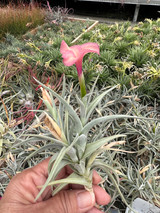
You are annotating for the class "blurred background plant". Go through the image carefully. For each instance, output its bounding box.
[1,15,159,102]
[0,1,45,41]
[45,1,74,24]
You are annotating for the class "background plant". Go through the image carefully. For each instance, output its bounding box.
[45,1,74,24]
[0,2,45,40]
[0,17,159,102]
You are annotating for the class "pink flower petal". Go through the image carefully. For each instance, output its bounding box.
[60,41,100,76]
[62,50,77,66]
[70,45,83,58]
[81,42,100,56]
[60,40,70,54]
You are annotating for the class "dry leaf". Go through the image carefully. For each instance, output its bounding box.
[44,114,62,140]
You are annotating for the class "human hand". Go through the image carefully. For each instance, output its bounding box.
[0,158,111,213]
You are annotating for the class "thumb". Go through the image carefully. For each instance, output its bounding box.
[36,189,95,213]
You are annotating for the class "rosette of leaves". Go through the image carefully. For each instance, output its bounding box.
[24,77,156,212]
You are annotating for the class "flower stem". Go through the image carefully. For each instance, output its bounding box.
[79,73,86,98]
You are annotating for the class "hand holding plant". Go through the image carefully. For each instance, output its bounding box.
[0,158,110,213]
[24,40,156,213]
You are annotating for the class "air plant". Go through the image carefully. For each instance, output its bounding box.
[32,76,157,213]
[45,1,74,24]
[21,41,158,213]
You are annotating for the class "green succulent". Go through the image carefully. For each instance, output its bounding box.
[129,46,150,67]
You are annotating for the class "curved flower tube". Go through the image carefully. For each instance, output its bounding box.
[60,40,100,97]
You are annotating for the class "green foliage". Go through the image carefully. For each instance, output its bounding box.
[115,41,130,57]
[123,32,137,42]
[129,46,150,67]
[100,50,116,66]
[0,15,160,99]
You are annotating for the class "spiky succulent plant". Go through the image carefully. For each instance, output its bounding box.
[33,78,126,199]
[22,75,156,213]
[22,41,157,213]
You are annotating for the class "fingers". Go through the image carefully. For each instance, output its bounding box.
[92,171,103,185]
[32,158,51,178]
[93,185,111,205]
[36,189,95,213]
[33,159,111,207]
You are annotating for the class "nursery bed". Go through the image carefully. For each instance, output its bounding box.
[0,15,160,212]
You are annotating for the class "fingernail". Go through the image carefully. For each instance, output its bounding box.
[77,190,95,209]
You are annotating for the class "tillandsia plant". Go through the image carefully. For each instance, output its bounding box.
[45,1,74,24]
[27,41,157,212]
